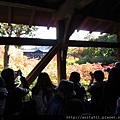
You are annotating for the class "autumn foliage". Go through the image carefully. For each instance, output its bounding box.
[0,45,114,87]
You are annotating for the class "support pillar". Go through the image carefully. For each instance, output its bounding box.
[117,31,120,61]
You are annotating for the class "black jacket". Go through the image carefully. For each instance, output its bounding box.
[3,76,29,118]
[46,93,66,115]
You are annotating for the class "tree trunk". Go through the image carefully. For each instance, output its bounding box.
[4,45,10,69]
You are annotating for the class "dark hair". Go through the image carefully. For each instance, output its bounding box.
[114,62,120,69]
[1,68,15,84]
[32,72,53,95]
[107,67,120,84]
[94,70,104,82]
[66,98,85,115]
[69,71,80,83]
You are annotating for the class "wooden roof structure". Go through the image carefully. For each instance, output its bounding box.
[1,0,120,85]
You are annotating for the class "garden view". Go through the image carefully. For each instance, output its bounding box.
[0,23,118,92]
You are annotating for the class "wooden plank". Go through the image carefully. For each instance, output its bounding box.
[0,37,120,48]
[0,1,56,12]
[77,17,89,31]
[117,31,120,61]
[0,37,57,46]
[26,40,62,86]
[69,40,120,48]
[29,9,36,27]
[111,1,120,12]
[61,14,72,59]
[89,21,102,33]
[8,6,12,26]
[101,23,112,34]
[54,0,94,21]
[56,20,66,83]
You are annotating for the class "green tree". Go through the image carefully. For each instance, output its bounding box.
[77,34,117,65]
[0,23,38,68]
[67,47,83,58]
[67,47,83,64]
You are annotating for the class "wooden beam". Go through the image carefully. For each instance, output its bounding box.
[101,23,112,34]
[61,15,72,59]
[89,21,102,33]
[77,16,120,33]
[77,17,89,31]
[69,40,120,48]
[26,40,62,86]
[47,13,55,29]
[8,6,12,26]
[113,23,120,34]
[0,1,56,12]
[117,31,120,61]
[88,17,117,23]
[111,1,120,12]
[56,20,66,83]
[77,9,120,23]
[0,37,57,46]
[0,36,120,48]
[54,0,94,21]
[29,9,36,27]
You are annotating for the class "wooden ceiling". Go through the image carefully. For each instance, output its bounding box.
[1,0,120,85]
[0,0,120,34]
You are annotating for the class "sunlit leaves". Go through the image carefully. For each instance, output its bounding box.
[0,45,39,75]
[0,23,39,37]
[0,45,114,88]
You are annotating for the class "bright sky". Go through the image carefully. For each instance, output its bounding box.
[33,27,56,39]
[33,26,101,40]
[69,30,101,40]
[23,26,101,48]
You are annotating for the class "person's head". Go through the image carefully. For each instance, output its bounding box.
[32,72,53,94]
[114,62,120,69]
[56,79,76,101]
[37,72,52,88]
[66,98,85,115]
[0,77,8,115]
[108,67,120,84]
[1,68,15,84]
[94,70,104,82]
[69,71,80,83]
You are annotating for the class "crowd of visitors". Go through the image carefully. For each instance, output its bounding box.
[0,62,120,119]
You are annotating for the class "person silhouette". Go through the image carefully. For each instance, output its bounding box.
[88,70,106,115]
[0,77,8,116]
[31,72,55,115]
[98,67,120,115]
[69,71,86,102]
[1,68,29,119]
[46,79,76,115]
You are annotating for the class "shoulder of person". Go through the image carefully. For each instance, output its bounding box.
[15,86,29,93]
[88,83,96,92]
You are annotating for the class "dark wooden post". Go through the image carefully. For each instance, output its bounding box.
[117,31,120,61]
[56,20,66,84]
